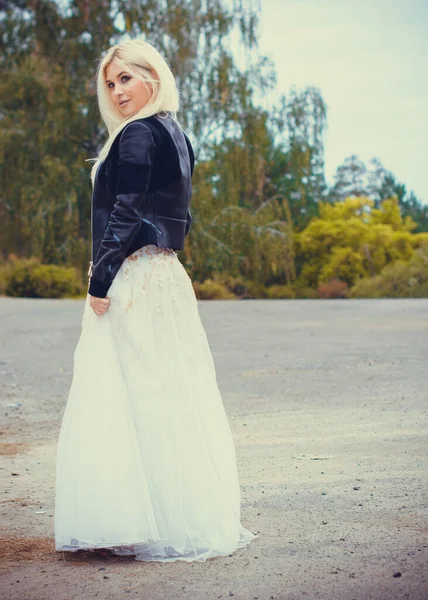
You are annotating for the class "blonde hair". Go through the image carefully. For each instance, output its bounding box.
[88,38,181,186]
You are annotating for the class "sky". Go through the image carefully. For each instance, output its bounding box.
[256,0,428,203]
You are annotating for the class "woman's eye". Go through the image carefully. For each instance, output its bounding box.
[107,75,130,88]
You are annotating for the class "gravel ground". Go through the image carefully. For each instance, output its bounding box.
[0,297,427,600]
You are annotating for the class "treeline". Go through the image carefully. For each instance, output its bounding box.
[1,0,427,299]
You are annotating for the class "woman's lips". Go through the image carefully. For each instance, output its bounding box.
[120,100,130,107]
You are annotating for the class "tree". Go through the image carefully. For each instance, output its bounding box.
[330,154,369,202]
[263,87,328,231]
[367,158,428,232]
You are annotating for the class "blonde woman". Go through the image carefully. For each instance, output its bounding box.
[54,38,257,562]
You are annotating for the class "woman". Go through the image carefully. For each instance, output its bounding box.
[54,38,257,563]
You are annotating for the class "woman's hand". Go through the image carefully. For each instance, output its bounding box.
[89,294,110,316]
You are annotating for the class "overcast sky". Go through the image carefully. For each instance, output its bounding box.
[257,0,428,203]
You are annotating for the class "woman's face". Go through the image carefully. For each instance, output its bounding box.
[105,61,153,118]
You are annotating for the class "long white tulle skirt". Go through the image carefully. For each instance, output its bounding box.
[54,244,257,562]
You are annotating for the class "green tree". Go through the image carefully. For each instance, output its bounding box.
[330,154,369,202]
[368,158,428,232]
[264,87,328,231]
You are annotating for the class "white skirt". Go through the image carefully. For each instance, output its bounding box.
[54,244,257,562]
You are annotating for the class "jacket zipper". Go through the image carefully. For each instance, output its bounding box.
[89,162,102,280]
[141,217,163,236]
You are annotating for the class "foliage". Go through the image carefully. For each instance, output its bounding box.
[412,232,428,249]
[297,196,418,288]
[317,279,349,299]
[2,257,84,298]
[330,154,369,202]
[192,279,236,300]
[1,257,42,297]
[265,284,296,299]
[185,194,295,286]
[263,87,328,231]
[350,247,428,298]
[293,285,318,299]
[329,155,428,232]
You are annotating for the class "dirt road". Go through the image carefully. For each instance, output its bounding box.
[1,298,427,599]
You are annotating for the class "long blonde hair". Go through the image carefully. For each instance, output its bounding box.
[88,38,181,187]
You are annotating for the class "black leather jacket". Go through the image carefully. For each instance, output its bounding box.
[88,113,194,298]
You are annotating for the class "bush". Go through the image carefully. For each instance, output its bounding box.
[351,247,428,298]
[244,281,269,299]
[318,279,349,299]
[3,257,84,298]
[294,283,318,299]
[0,256,22,295]
[29,265,84,298]
[2,258,42,297]
[194,274,273,299]
[213,274,251,298]
[266,284,296,299]
[192,279,236,300]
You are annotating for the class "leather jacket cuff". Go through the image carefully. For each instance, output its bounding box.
[88,277,111,298]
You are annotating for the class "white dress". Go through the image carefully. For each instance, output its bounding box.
[54,244,257,562]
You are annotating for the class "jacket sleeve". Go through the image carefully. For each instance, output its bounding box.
[184,132,195,176]
[183,132,194,237]
[88,121,156,298]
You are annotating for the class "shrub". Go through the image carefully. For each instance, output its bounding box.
[319,247,365,287]
[29,265,84,298]
[213,274,251,298]
[197,274,272,299]
[192,279,236,300]
[0,257,21,295]
[350,263,408,298]
[351,247,428,298]
[244,281,269,299]
[4,258,84,298]
[3,258,42,297]
[266,284,296,299]
[294,284,318,299]
[318,279,349,299]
